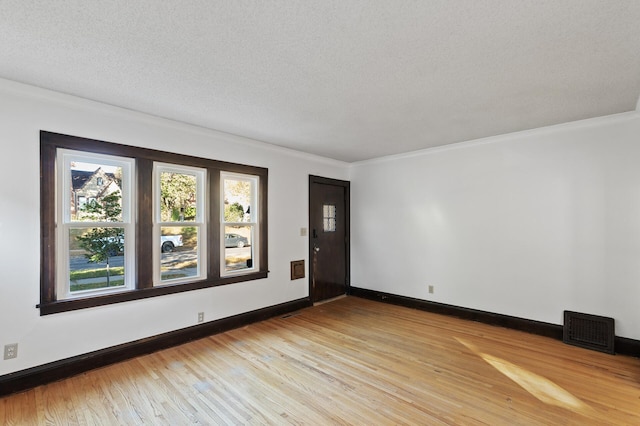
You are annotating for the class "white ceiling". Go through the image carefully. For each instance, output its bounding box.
[1,1,640,162]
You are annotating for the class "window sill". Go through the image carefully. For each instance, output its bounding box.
[38,271,268,315]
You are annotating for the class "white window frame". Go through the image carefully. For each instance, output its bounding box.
[56,149,135,300]
[220,172,259,277]
[153,163,207,285]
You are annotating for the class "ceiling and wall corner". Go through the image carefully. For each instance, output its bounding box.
[0,1,639,162]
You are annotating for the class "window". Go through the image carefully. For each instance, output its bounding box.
[40,131,268,315]
[57,150,135,300]
[154,163,206,285]
[222,173,259,275]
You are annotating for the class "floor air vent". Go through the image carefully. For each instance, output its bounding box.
[563,311,614,354]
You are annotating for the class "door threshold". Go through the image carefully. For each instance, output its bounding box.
[313,294,347,306]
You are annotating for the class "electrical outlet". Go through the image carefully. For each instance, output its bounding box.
[428,285,434,294]
[4,343,18,360]
[198,312,204,323]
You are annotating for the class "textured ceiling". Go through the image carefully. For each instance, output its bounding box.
[1,1,640,162]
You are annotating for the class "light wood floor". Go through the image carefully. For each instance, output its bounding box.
[2,297,639,425]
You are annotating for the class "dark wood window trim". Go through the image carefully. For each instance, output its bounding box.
[39,131,268,315]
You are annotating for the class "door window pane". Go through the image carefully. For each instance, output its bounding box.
[323,204,336,232]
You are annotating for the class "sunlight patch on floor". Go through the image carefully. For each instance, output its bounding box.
[455,337,596,417]
[313,294,347,306]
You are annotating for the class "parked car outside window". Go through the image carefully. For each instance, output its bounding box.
[225,233,248,248]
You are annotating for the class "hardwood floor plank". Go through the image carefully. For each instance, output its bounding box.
[0,388,37,425]
[1,297,639,425]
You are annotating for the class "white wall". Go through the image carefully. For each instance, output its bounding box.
[0,79,349,375]
[3,77,639,378]
[351,113,640,340]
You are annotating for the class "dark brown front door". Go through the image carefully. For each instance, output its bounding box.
[309,176,350,303]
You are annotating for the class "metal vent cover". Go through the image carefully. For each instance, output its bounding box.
[563,311,614,354]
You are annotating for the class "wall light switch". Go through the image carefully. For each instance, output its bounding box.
[300,228,307,236]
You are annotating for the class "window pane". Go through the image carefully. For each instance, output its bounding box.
[160,171,197,222]
[224,225,253,272]
[70,161,123,222]
[223,178,252,222]
[323,204,336,232]
[160,226,199,281]
[69,227,125,292]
